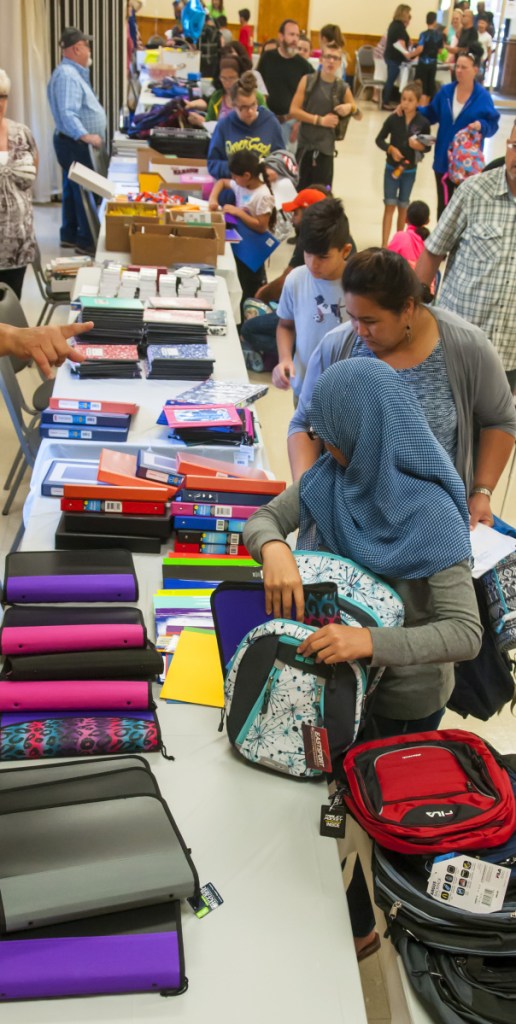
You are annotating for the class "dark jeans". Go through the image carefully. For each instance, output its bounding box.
[347,706,445,938]
[240,311,279,355]
[53,132,94,248]
[0,266,27,300]
[297,150,334,191]
[383,59,402,105]
[235,256,266,321]
[415,61,437,97]
[435,171,458,220]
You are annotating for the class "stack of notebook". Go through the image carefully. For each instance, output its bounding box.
[78,296,145,342]
[39,398,136,443]
[163,404,255,447]
[54,449,180,554]
[147,343,215,380]
[0,757,197,1001]
[0,549,165,762]
[70,342,142,380]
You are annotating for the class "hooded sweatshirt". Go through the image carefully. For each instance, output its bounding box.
[207,106,284,179]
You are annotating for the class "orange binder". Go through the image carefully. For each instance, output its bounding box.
[63,483,172,502]
[183,475,285,495]
[97,450,177,498]
[176,454,268,481]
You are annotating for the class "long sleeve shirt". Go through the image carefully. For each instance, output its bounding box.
[243,482,482,719]
[47,58,107,140]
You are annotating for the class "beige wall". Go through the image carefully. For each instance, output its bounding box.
[307,0,438,37]
[141,0,259,23]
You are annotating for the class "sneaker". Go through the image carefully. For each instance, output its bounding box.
[60,240,76,249]
[243,349,265,373]
[75,244,96,256]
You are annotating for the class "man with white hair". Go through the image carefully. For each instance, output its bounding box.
[47,27,107,255]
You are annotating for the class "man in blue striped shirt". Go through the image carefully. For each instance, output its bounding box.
[47,26,107,254]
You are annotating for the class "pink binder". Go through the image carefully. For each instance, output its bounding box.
[0,624,145,656]
[0,680,152,712]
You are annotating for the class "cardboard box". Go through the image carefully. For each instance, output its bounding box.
[129,223,218,267]
[105,202,161,252]
[137,148,209,192]
[166,209,225,256]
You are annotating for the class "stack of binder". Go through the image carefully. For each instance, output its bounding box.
[54,450,180,554]
[163,404,256,447]
[0,757,197,1001]
[0,550,164,761]
[39,398,136,443]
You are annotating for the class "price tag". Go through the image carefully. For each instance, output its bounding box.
[427,854,511,914]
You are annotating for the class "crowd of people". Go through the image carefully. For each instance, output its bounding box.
[0,0,515,965]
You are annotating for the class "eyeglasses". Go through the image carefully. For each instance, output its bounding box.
[322,54,341,61]
[236,101,258,113]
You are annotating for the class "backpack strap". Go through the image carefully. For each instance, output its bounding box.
[303,70,320,105]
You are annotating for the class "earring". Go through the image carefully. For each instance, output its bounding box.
[405,322,412,344]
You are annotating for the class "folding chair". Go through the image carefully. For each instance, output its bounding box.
[0,355,41,517]
[353,46,387,100]
[31,243,71,327]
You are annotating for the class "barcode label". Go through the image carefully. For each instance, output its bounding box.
[105,501,122,513]
[481,889,494,906]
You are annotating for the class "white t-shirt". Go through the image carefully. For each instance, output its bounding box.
[452,94,465,121]
[477,31,492,61]
[0,151,9,165]
[231,181,275,218]
[277,265,346,396]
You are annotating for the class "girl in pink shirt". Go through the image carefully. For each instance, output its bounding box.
[387,200,430,266]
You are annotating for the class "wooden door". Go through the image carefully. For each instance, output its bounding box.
[257,0,310,45]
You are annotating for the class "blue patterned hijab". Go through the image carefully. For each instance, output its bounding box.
[299,359,471,580]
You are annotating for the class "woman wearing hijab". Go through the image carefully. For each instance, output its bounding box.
[244,358,481,730]
[244,358,482,960]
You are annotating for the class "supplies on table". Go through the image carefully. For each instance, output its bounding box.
[99,262,122,297]
[172,379,268,407]
[147,344,214,381]
[129,223,218,267]
[46,255,93,295]
[39,400,135,443]
[77,296,145,343]
[144,307,208,343]
[52,448,181,553]
[162,403,256,448]
[366,741,516,1024]
[0,548,166,760]
[154,585,216,680]
[0,757,195,1001]
[69,342,142,380]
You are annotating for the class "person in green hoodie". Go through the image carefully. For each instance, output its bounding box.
[185,57,265,127]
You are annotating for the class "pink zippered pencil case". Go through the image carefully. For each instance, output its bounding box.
[0,681,152,712]
[0,624,145,656]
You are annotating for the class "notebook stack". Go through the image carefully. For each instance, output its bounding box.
[70,341,142,380]
[39,398,137,443]
[168,454,285,556]
[0,549,164,762]
[163,403,256,447]
[172,379,268,407]
[54,449,181,554]
[147,343,215,381]
[70,296,145,378]
[0,757,197,1002]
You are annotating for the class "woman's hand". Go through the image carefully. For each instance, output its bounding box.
[261,541,305,621]
[187,112,206,128]
[468,120,481,131]
[388,144,404,162]
[297,624,373,664]
[321,112,339,129]
[468,492,494,529]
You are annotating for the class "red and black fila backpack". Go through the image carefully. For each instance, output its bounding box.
[341,729,516,854]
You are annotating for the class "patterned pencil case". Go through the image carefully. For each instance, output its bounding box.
[0,680,153,713]
[2,550,138,604]
[481,551,516,653]
[0,710,162,761]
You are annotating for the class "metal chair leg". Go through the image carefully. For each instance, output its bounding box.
[2,458,30,515]
[4,446,24,490]
[37,300,50,327]
[9,518,25,552]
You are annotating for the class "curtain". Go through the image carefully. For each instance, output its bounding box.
[0,0,58,202]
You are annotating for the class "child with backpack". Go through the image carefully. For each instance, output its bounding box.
[208,149,276,309]
[375,81,431,246]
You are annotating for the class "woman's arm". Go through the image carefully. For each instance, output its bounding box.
[469,429,516,527]
[243,483,305,620]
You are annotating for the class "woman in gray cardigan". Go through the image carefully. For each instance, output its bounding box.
[287,249,516,529]
[244,357,482,960]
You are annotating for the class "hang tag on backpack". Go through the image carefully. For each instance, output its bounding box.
[320,803,347,838]
[427,854,511,914]
[302,723,332,773]
[187,882,224,919]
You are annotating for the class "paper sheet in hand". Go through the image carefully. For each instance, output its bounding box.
[160,628,224,707]
[470,522,516,578]
[271,177,298,209]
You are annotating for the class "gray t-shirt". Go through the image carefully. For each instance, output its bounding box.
[277,265,346,396]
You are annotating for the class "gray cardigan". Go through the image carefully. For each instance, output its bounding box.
[243,482,482,720]
[288,305,516,489]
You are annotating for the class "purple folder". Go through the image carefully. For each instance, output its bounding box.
[0,902,185,1001]
[3,550,138,604]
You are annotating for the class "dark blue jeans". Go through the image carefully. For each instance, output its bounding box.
[240,311,279,355]
[347,706,445,937]
[53,132,94,248]
[383,59,401,105]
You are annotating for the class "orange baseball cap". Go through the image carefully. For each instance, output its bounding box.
[282,188,329,212]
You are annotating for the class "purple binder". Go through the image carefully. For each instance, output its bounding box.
[3,550,138,604]
[0,902,186,1001]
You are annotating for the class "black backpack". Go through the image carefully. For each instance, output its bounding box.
[200,23,221,79]
[304,71,349,141]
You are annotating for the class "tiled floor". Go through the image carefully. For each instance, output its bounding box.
[1,101,515,1023]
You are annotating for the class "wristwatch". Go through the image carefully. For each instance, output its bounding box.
[471,486,492,498]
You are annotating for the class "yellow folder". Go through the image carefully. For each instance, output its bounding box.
[160,628,224,708]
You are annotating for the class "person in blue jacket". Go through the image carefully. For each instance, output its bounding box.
[418,44,499,218]
[207,70,284,179]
